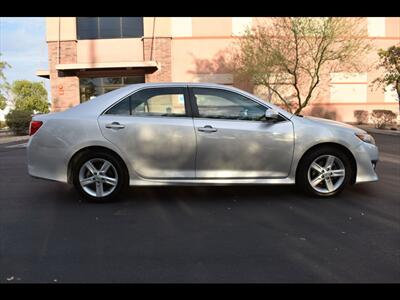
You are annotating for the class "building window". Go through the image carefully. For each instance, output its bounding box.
[232,17,252,36]
[77,17,144,40]
[79,75,145,102]
[384,84,399,102]
[367,17,386,37]
[192,73,234,85]
[330,72,368,103]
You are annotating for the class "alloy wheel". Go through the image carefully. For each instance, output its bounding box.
[307,154,346,194]
[78,158,119,197]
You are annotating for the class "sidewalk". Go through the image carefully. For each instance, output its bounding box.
[355,125,400,137]
[0,135,29,144]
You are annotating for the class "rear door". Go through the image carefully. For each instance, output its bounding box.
[98,86,197,179]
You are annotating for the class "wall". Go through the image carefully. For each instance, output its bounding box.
[143,38,172,82]
[77,38,144,63]
[46,17,77,42]
[48,41,79,111]
[171,38,235,84]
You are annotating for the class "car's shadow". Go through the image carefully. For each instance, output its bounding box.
[50,181,376,206]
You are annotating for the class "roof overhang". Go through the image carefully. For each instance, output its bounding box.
[36,70,50,79]
[55,61,159,77]
[56,61,159,72]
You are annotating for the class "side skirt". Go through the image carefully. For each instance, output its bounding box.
[129,177,295,186]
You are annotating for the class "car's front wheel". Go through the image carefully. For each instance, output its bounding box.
[72,151,126,202]
[296,146,353,197]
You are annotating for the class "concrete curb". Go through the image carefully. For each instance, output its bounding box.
[356,126,400,137]
[0,135,29,145]
[365,129,400,137]
[0,130,13,136]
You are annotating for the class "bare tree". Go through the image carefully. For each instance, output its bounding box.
[233,17,371,114]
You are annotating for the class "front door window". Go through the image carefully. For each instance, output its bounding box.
[192,87,267,121]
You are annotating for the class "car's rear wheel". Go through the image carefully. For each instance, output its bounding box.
[72,151,126,202]
[296,146,352,197]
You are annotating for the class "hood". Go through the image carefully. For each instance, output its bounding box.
[304,116,366,134]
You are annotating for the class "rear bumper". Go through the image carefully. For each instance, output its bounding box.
[27,136,69,183]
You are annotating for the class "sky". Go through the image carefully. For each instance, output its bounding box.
[0,17,50,94]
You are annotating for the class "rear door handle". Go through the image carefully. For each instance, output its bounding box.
[105,122,125,130]
[198,125,217,133]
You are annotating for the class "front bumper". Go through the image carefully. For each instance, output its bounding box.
[352,142,379,183]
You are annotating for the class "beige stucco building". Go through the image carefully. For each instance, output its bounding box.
[37,17,400,122]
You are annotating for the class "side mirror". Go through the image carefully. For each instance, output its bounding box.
[265,109,280,121]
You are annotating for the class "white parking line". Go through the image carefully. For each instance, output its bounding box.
[5,142,28,149]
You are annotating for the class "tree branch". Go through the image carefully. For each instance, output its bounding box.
[261,78,293,113]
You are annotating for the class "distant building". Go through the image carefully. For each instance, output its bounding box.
[38,17,400,122]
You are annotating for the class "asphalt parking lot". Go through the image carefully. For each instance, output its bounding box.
[0,133,399,283]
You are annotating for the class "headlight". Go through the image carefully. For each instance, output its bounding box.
[355,133,375,145]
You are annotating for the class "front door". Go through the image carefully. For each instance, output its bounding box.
[98,86,196,179]
[190,87,294,178]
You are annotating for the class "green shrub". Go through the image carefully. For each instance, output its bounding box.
[5,110,32,135]
[353,110,369,125]
[371,110,397,129]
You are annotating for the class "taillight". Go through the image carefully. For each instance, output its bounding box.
[29,121,43,136]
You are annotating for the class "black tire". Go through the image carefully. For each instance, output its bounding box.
[72,150,128,203]
[296,146,353,197]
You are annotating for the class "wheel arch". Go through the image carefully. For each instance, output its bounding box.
[295,142,357,184]
[67,145,130,184]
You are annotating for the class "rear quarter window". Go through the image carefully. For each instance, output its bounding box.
[105,97,130,115]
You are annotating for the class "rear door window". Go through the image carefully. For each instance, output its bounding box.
[106,87,190,117]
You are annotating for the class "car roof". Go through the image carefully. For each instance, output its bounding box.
[123,82,226,87]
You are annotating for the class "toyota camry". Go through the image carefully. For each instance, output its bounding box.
[27,83,379,202]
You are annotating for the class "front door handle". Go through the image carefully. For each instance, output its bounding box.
[198,125,217,133]
[105,122,125,130]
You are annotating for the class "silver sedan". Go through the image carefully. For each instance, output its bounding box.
[27,83,379,202]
